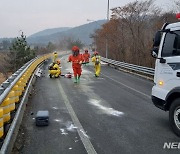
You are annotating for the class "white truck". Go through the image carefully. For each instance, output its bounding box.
[151,14,180,136]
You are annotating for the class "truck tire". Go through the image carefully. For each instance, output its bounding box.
[169,98,180,136]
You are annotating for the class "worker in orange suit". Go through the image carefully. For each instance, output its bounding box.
[68,46,84,83]
[92,51,101,77]
[83,50,90,64]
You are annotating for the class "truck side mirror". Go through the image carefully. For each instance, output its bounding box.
[151,47,158,58]
[153,31,161,47]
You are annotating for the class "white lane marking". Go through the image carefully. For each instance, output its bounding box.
[80,129,89,138]
[101,72,151,99]
[56,80,97,154]
[88,99,124,117]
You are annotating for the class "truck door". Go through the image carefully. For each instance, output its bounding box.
[155,30,180,99]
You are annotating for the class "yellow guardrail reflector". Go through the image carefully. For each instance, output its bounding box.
[0,108,3,117]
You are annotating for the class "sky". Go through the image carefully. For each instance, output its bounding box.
[0,0,175,38]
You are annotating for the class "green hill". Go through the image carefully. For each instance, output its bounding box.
[27,20,106,45]
[29,27,71,38]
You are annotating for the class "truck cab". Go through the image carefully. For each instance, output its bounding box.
[152,14,180,136]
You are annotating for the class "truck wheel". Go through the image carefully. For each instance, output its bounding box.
[169,98,180,136]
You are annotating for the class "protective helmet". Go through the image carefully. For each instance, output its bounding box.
[85,50,88,53]
[56,60,61,65]
[54,51,57,54]
[72,46,79,52]
[94,51,98,55]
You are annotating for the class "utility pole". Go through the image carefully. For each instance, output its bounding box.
[106,0,110,58]
[107,0,110,20]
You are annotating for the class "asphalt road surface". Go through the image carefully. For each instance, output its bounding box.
[12,53,180,154]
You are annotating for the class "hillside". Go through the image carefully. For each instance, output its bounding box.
[27,20,106,45]
[29,27,71,38]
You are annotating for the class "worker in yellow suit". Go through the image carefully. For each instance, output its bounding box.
[92,51,101,77]
[53,51,58,62]
[49,60,61,78]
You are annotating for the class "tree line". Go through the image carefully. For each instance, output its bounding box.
[93,0,180,68]
[0,32,84,81]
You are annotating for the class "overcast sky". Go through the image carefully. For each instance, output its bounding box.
[0,0,175,38]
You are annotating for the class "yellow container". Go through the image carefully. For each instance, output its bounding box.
[7,91,15,98]
[1,98,10,113]
[0,118,3,128]
[0,108,3,128]
[0,127,4,138]
[2,94,16,112]
[3,113,10,123]
[20,77,27,86]
[15,96,19,103]
[17,81,25,91]
[12,85,22,99]
[1,99,10,123]
[2,105,10,114]
[0,108,3,117]
[9,103,15,112]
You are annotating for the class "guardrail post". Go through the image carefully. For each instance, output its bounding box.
[12,74,18,78]
[7,76,16,83]
[2,81,10,89]
[0,87,5,95]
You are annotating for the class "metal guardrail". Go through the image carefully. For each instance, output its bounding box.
[0,54,50,98]
[0,58,36,104]
[101,57,155,76]
[0,54,51,143]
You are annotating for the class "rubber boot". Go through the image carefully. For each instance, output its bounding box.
[77,76,80,83]
[74,76,78,83]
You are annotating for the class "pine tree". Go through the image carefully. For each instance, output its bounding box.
[8,32,35,71]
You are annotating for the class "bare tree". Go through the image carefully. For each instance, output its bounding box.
[94,0,176,68]
[175,0,180,9]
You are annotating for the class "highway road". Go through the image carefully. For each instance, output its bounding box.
[12,53,180,154]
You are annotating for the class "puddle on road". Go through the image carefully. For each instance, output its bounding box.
[88,99,124,117]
